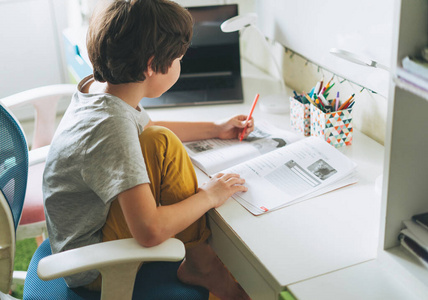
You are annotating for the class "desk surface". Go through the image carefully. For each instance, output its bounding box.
[147,61,385,298]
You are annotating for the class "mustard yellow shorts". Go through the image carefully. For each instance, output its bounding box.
[85,126,211,291]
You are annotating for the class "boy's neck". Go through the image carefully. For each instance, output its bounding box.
[85,79,145,110]
[104,82,145,109]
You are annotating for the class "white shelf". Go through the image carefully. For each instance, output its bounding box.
[271,0,428,297]
[379,0,428,298]
[378,247,428,298]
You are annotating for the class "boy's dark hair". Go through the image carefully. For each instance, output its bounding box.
[87,0,193,84]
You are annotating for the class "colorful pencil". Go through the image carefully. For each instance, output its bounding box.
[338,93,355,110]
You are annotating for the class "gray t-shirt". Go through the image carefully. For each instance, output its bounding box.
[43,76,150,287]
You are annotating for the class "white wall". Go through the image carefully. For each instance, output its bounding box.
[0,0,69,129]
[255,0,394,99]
[5,0,387,145]
[245,0,392,144]
[0,0,68,99]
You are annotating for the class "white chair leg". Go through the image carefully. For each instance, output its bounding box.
[99,262,141,300]
[12,271,26,286]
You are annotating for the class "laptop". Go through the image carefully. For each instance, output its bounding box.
[140,4,243,108]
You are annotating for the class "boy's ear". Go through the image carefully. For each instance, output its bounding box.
[145,56,155,77]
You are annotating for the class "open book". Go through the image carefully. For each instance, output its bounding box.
[184,122,357,215]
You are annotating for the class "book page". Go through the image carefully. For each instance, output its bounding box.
[221,137,357,215]
[184,121,302,175]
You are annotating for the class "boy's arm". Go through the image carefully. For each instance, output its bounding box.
[149,121,221,141]
[146,115,254,142]
[118,173,246,247]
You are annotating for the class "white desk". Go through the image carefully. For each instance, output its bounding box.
[147,61,385,300]
[62,27,400,299]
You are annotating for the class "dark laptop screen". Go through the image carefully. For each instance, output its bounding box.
[140,4,243,107]
[179,4,240,77]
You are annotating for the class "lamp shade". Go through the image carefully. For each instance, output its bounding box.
[330,48,390,72]
[220,13,258,33]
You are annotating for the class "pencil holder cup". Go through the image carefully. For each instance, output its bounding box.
[290,97,311,136]
[310,105,353,148]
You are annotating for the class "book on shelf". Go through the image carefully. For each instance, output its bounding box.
[184,121,358,215]
[402,56,428,81]
[412,212,428,231]
[396,67,428,92]
[399,234,428,268]
[399,219,428,267]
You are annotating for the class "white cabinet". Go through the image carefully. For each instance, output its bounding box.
[288,0,428,299]
[378,0,428,296]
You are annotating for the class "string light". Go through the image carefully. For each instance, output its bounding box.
[280,44,381,95]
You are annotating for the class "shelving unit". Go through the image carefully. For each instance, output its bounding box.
[286,1,428,299]
[378,0,428,296]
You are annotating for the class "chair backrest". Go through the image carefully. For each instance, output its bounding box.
[0,104,29,293]
[0,104,29,229]
[0,189,16,293]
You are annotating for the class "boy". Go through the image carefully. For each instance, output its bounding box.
[43,0,253,299]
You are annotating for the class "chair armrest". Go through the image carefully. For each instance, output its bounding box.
[37,238,185,281]
[1,84,76,109]
[2,84,76,149]
[28,146,50,166]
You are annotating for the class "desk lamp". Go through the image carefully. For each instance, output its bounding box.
[330,48,390,72]
[221,13,290,114]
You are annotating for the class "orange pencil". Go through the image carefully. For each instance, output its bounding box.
[239,93,259,141]
[338,93,355,110]
[343,99,354,110]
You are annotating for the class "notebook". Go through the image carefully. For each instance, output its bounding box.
[140,4,243,108]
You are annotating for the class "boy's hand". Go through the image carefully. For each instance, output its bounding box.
[198,173,247,208]
[215,115,254,140]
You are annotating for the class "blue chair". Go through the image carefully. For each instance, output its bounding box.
[0,102,209,300]
[1,84,77,245]
[1,84,77,288]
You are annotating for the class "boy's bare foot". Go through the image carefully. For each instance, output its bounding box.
[177,242,250,300]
